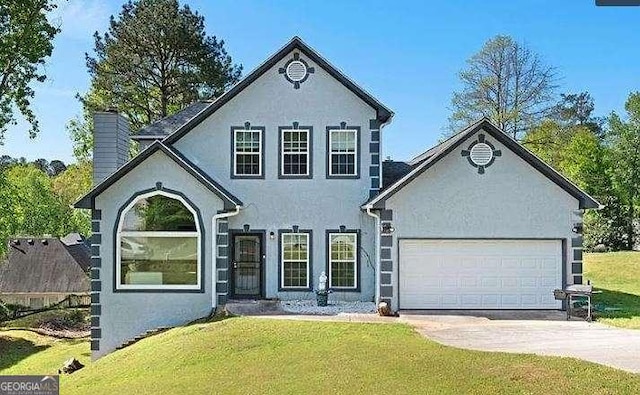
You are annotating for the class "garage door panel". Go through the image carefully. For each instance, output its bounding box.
[399,239,562,309]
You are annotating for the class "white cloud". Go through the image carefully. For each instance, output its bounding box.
[51,0,114,41]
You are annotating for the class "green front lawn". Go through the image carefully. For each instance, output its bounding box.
[2,318,639,394]
[584,251,640,329]
[0,330,89,375]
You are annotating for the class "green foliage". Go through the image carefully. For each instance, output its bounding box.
[450,35,557,140]
[584,196,630,251]
[52,162,92,236]
[0,0,60,143]
[67,0,243,160]
[0,303,9,322]
[523,91,640,251]
[0,155,66,175]
[138,195,195,231]
[0,163,92,257]
[606,92,640,250]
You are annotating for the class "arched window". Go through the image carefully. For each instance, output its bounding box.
[116,191,201,290]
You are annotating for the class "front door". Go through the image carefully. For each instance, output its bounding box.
[231,234,263,298]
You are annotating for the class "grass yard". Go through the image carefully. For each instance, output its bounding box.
[0,330,89,375]
[584,251,640,329]
[1,318,639,394]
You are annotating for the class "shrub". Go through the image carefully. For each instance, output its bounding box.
[0,302,10,322]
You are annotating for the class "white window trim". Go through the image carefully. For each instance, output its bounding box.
[280,128,310,176]
[328,129,358,176]
[280,232,310,289]
[233,129,263,177]
[328,232,358,289]
[115,190,201,291]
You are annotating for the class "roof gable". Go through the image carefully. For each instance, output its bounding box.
[162,36,393,145]
[0,237,90,293]
[366,118,601,210]
[74,141,242,209]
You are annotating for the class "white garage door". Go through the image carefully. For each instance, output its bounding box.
[399,239,562,309]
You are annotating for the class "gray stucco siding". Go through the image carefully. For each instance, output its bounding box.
[173,50,377,303]
[385,130,581,310]
[227,213,375,302]
[93,150,224,358]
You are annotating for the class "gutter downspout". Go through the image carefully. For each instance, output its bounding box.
[366,206,381,305]
[212,205,241,309]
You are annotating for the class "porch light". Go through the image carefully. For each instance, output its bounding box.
[381,223,395,234]
[269,231,275,240]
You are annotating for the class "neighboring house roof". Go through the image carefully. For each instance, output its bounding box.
[60,233,91,272]
[162,36,394,145]
[0,234,90,294]
[74,141,243,210]
[133,101,211,140]
[382,160,413,189]
[365,118,601,210]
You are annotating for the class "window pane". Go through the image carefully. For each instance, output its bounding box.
[331,261,355,287]
[282,130,309,175]
[282,233,309,288]
[121,236,197,285]
[331,130,356,152]
[283,261,307,287]
[235,130,261,175]
[122,195,196,231]
[284,153,308,175]
[330,234,356,288]
[331,153,355,175]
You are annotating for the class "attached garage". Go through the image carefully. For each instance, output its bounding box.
[398,239,563,309]
[365,120,601,311]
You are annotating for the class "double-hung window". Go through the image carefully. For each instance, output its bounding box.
[328,127,359,177]
[116,191,201,291]
[328,232,358,289]
[232,126,264,178]
[280,127,311,177]
[280,232,311,289]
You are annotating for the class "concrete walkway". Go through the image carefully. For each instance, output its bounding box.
[399,311,640,374]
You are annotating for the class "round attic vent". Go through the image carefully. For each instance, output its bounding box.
[285,60,307,82]
[279,54,314,89]
[469,142,494,166]
[461,133,502,174]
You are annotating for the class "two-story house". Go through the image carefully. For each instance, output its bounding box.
[76,37,599,358]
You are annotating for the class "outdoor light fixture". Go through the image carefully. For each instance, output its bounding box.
[572,223,583,234]
[269,231,275,240]
[381,223,395,234]
[243,224,250,232]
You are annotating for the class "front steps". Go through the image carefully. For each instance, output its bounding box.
[115,326,170,350]
[224,299,282,316]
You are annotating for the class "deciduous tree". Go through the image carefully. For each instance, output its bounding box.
[450,35,557,140]
[607,92,640,250]
[0,0,60,143]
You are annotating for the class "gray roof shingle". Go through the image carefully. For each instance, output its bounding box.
[0,234,90,294]
[133,101,211,139]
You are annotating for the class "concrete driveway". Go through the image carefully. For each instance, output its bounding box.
[400,310,640,374]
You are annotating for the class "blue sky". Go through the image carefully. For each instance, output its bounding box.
[2,0,638,164]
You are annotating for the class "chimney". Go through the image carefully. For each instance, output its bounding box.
[93,109,130,185]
